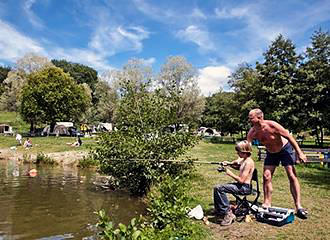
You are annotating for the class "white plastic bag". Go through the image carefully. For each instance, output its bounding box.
[188,204,204,220]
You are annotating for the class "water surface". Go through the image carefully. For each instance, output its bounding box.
[0,159,145,240]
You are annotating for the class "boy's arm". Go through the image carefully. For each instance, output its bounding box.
[226,161,254,184]
[223,158,241,170]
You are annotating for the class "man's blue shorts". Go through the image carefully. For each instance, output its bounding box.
[265,142,296,166]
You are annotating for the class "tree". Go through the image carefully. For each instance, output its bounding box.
[20,66,91,132]
[300,30,330,145]
[256,34,302,131]
[0,70,26,111]
[16,52,53,74]
[0,66,11,96]
[228,63,261,132]
[52,59,98,95]
[93,79,118,123]
[92,60,198,196]
[0,54,53,112]
[158,56,205,129]
[201,90,241,135]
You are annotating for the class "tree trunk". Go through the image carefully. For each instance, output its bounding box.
[320,127,324,147]
[29,122,34,134]
[50,122,56,133]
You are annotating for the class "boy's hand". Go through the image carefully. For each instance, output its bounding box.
[225,168,232,176]
[222,161,230,166]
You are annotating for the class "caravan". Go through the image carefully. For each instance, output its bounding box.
[0,124,13,135]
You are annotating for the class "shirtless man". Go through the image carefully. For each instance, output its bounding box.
[247,108,308,219]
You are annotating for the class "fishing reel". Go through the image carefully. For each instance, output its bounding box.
[217,162,226,173]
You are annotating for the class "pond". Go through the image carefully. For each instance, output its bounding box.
[0,159,146,239]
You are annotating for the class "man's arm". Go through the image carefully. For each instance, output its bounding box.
[247,128,254,144]
[272,122,307,163]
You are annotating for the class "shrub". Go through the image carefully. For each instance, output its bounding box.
[96,210,146,240]
[36,152,57,165]
[91,79,198,195]
[78,156,99,168]
[95,174,208,240]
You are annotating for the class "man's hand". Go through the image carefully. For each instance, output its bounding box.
[297,152,307,163]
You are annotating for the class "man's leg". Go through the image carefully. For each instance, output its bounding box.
[263,165,276,207]
[284,165,302,210]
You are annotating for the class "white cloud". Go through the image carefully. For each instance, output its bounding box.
[191,8,206,19]
[23,0,44,29]
[138,57,156,66]
[52,47,113,72]
[176,25,215,52]
[215,7,248,19]
[0,19,116,72]
[133,0,176,23]
[198,66,231,96]
[89,25,150,56]
[0,20,44,62]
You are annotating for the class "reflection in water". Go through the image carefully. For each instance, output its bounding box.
[0,159,145,239]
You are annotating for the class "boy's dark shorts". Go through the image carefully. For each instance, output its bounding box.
[265,143,296,166]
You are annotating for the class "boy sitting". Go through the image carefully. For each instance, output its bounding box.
[213,140,255,226]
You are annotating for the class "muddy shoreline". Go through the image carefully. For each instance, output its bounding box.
[0,148,88,166]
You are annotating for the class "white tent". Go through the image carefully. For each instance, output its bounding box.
[42,122,74,136]
[0,124,13,135]
[56,122,74,128]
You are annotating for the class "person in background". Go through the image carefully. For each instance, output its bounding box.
[16,133,22,145]
[68,136,82,147]
[23,138,32,148]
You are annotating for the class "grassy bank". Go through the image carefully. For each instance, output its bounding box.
[187,140,330,240]
[0,135,96,154]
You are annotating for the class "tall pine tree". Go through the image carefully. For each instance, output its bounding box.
[301,30,330,145]
[256,34,302,131]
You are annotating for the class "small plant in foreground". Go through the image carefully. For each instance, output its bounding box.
[78,156,99,168]
[96,210,146,240]
[36,152,57,165]
[22,153,32,163]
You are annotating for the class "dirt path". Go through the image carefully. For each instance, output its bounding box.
[0,148,87,166]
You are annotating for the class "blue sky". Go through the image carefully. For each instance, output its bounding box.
[0,0,329,95]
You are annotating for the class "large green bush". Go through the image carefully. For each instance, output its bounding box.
[91,79,198,195]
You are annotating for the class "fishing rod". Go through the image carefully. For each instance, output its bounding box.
[106,158,236,166]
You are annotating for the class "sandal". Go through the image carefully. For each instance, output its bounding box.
[296,208,308,219]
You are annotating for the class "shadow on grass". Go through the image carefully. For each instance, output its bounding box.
[298,164,330,191]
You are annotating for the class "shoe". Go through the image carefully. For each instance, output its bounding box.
[220,211,236,226]
[296,208,308,219]
[210,209,225,217]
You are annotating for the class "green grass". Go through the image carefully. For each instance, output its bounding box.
[0,111,97,154]
[0,111,30,132]
[0,135,97,154]
[187,140,330,240]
